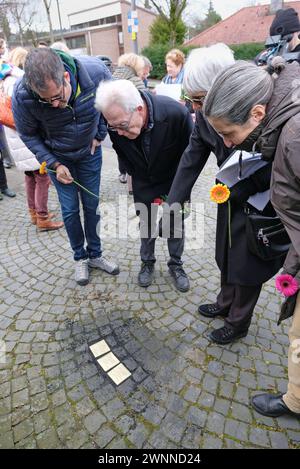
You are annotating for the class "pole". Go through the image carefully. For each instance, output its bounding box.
[56,0,64,41]
[131,0,138,54]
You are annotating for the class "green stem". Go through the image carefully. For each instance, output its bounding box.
[228,200,232,249]
[47,168,100,199]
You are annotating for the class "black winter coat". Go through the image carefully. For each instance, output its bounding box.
[109,92,193,207]
[167,111,283,286]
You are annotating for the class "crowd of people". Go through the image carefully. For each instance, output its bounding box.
[0,7,300,420]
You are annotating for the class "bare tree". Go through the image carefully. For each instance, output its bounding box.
[6,0,37,46]
[42,0,54,43]
[149,0,188,45]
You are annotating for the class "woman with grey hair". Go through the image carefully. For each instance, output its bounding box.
[203,58,300,418]
[167,45,283,346]
[183,43,234,112]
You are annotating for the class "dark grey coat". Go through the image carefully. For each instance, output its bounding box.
[167,111,283,286]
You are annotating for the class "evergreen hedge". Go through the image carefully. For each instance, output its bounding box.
[141,42,265,80]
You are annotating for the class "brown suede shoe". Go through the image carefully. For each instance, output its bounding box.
[29,210,56,225]
[36,215,64,231]
[29,209,37,225]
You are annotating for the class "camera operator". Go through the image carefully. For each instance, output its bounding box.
[255,7,300,65]
[270,7,300,59]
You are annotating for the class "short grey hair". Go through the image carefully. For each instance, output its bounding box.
[95,79,144,114]
[50,41,70,53]
[183,43,235,95]
[204,61,274,124]
[25,48,65,93]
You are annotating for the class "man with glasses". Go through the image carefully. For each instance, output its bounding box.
[12,48,119,285]
[95,79,193,292]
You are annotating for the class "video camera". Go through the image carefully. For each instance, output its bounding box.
[256,33,300,65]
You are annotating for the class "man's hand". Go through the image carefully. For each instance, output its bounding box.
[56,165,73,184]
[91,139,102,155]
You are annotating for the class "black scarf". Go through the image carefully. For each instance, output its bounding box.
[235,121,265,153]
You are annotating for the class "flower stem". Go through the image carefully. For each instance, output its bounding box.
[228,201,232,249]
[48,168,100,199]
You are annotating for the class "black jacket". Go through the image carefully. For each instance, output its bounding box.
[167,111,283,286]
[109,91,193,205]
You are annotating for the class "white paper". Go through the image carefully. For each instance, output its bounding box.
[248,190,270,211]
[216,150,270,211]
[155,83,182,101]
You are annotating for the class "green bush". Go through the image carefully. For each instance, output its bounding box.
[142,42,265,80]
[229,42,265,61]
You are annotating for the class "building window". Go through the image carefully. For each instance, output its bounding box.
[89,19,100,27]
[66,35,86,49]
[71,14,122,30]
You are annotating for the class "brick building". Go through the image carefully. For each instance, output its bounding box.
[62,0,157,62]
[185,1,300,47]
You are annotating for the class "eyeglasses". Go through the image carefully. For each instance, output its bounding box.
[184,95,206,105]
[107,111,135,132]
[38,80,66,105]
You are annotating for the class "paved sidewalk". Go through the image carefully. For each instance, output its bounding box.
[0,149,299,449]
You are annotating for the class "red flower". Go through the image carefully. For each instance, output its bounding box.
[153,198,164,205]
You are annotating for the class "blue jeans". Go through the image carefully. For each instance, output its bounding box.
[49,148,102,261]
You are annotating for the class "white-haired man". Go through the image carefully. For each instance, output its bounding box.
[95,80,193,291]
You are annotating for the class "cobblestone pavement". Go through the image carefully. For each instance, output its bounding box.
[0,149,300,450]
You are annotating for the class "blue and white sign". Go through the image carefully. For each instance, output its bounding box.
[128,11,138,33]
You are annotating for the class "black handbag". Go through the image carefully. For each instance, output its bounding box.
[246,213,291,261]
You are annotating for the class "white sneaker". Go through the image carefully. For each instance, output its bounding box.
[88,256,120,275]
[75,259,89,285]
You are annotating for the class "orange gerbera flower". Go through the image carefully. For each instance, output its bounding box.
[39,161,48,175]
[210,183,230,204]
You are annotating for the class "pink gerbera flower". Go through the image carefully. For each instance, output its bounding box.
[275,274,299,297]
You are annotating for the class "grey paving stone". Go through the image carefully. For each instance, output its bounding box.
[224,419,249,442]
[36,428,60,449]
[94,425,117,448]
[161,412,186,444]
[128,422,149,448]
[202,435,223,449]
[268,430,290,449]
[84,411,107,434]
[249,427,270,447]
[13,419,34,443]
[230,402,252,424]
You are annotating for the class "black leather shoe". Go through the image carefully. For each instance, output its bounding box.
[198,303,229,318]
[251,393,300,418]
[209,324,248,345]
[169,265,190,292]
[138,263,154,287]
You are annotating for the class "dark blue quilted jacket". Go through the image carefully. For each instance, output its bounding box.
[12,55,111,167]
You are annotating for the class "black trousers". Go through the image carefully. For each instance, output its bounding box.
[139,203,184,267]
[0,154,8,190]
[216,273,262,331]
[118,156,127,175]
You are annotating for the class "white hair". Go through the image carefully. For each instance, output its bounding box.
[183,43,235,95]
[95,79,144,114]
[50,41,70,53]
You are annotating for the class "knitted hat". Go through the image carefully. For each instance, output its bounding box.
[270,8,300,37]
